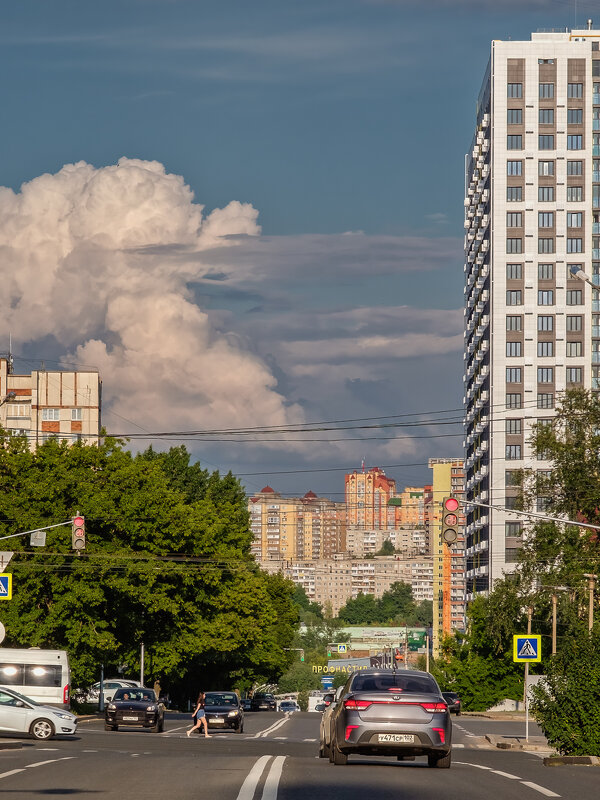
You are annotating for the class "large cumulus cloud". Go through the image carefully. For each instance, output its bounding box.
[0,157,301,433]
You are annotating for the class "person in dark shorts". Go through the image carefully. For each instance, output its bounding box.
[187,692,210,738]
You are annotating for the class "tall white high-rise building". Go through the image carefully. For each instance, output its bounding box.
[464,24,600,597]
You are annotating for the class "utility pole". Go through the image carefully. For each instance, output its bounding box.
[551,593,557,655]
[583,574,596,632]
[525,606,532,742]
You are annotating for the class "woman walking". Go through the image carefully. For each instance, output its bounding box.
[187,692,210,738]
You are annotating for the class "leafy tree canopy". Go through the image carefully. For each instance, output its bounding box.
[337,582,432,626]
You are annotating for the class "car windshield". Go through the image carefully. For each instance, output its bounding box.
[350,673,438,693]
[113,689,155,702]
[0,687,38,706]
[204,693,238,705]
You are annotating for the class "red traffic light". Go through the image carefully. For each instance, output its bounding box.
[73,516,84,528]
[72,516,85,551]
[443,497,459,513]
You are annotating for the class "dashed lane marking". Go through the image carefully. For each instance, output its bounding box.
[454,762,560,798]
[520,782,560,798]
[0,770,25,780]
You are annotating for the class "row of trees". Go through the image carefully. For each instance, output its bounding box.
[337,581,432,626]
[0,435,298,703]
[432,390,600,755]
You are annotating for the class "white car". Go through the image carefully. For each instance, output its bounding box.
[77,679,141,704]
[0,686,77,740]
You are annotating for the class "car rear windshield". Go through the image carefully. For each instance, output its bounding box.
[350,673,438,693]
[204,693,238,705]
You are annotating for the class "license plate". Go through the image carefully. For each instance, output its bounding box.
[211,718,224,723]
[378,734,414,743]
[123,716,138,721]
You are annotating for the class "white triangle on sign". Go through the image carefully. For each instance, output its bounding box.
[0,552,13,570]
[518,639,537,658]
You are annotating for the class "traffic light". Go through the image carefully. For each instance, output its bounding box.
[300,650,305,662]
[71,515,85,551]
[441,497,460,544]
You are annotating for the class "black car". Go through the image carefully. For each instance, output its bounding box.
[105,688,164,732]
[442,691,461,715]
[203,692,244,732]
[241,698,252,711]
[251,692,277,711]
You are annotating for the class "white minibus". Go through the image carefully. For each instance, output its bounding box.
[0,648,70,709]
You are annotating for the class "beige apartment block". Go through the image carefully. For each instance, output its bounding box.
[345,526,429,558]
[391,487,426,526]
[345,467,398,529]
[249,486,345,561]
[260,555,433,616]
[0,357,101,448]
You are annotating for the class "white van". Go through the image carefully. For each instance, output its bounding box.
[0,648,70,709]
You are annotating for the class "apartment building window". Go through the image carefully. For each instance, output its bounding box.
[567,315,582,331]
[506,341,522,357]
[538,212,554,228]
[539,186,554,202]
[538,290,554,305]
[566,367,583,384]
[539,160,554,176]
[567,186,583,201]
[506,522,524,538]
[537,393,554,408]
[567,82,583,98]
[505,470,520,487]
[539,108,554,124]
[566,289,583,304]
[537,497,551,512]
[507,238,523,253]
[71,408,82,421]
[538,315,554,330]
[568,135,583,150]
[538,263,553,279]
[506,290,523,305]
[508,83,523,98]
[566,341,583,357]
[538,367,554,383]
[567,212,583,228]
[506,445,522,459]
[506,368,522,383]
[538,341,554,357]
[506,419,522,435]
[539,135,555,150]
[507,160,523,176]
[507,186,523,201]
[41,408,60,421]
[539,83,554,98]
[508,109,523,124]
[507,212,523,227]
[538,238,554,253]
[508,135,523,150]
[567,238,583,253]
[506,393,522,409]
[567,108,583,124]
[567,160,583,175]
[506,263,522,279]
[506,315,522,330]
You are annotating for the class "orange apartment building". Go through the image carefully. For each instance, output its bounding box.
[345,467,398,529]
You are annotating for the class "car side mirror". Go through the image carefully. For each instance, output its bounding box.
[15,701,24,707]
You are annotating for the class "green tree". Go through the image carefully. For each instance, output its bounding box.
[375,539,395,556]
[338,593,380,624]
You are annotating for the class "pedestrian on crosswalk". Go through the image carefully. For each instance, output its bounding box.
[187,692,210,738]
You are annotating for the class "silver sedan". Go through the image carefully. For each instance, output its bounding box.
[320,668,452,768]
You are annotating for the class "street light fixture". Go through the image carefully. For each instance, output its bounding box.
[0,391,16,408]
[570,265,598,291]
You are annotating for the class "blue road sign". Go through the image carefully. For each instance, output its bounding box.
[513,634,541,662]
[0,574,12,600]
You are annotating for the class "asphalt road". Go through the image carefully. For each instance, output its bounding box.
[0,711,596,799]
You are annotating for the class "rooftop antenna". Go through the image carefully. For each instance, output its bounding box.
[7,334,13,374]
[588,19,593,31]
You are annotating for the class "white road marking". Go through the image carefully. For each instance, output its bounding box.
[455,762,492,769]
[491,770,521,779]
[0,769,25,779]
[303,738,317,742]
[520,782,560,797]
[26,760,62,768]
[82,749,98,752]
[274,737,287,740]
[453,743,465,748]
[236,755,272,800]
[254,715,291,739]
[35,748,59,751]
[162,724,188,734]
[261,756,285,800]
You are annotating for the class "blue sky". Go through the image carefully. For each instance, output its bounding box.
[0,0,593,498]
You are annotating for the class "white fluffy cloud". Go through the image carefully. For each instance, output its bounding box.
[0,158,301,433]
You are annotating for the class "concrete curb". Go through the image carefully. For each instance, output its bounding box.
[485,734,553,753]
[544,755,600,767]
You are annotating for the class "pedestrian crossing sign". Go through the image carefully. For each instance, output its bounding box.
[337,644,348,654]
[0,574,12,600]
[513,634,541,662]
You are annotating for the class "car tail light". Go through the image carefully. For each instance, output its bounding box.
[63,685,69,705]
[345,725,359,740]
[343,699,372,710]
[420,702,447,712]
[432,727,446,744]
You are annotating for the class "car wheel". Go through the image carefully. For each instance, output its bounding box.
[30,719,55,740]
[150,720,161,733]
[104,723,117,731]
[428,751,451,769]
[332,738,348,766]
[236,724,244,733]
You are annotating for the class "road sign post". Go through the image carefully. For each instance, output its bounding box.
[513,633,541,742]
